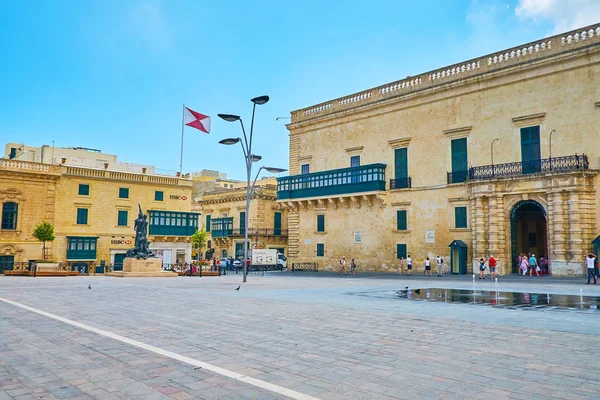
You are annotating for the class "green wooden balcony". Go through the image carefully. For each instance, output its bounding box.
[211,217,233,238]
[277,163,386,200]
[149,211,200,236]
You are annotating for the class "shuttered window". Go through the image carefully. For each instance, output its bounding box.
[396,244,407,259]
[316,243,325,257]
[317,214,325,232]
[396,210,407,231]
[455,206,467,228]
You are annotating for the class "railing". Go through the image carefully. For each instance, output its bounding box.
[291,262,318,273]
[447,171,468,184]
[290,24,600,123]
[468,154,589,181]
[212,228,289,237]
[389,177,412,189]
[0,159,51,172]
[277,163,386,200]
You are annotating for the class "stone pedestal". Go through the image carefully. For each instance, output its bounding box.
[106,257,176,277]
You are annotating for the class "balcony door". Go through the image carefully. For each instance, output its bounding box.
[394,147,408,188]
[520,126,541,174]
[274,212,282,236]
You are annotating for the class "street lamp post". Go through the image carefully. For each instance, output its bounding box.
[218,96,287,282]
[549,129,555,171]
[491,138,499,177]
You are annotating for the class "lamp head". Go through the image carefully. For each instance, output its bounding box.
[219,138,241,145]
[218,114,240,122]
[264,167,287,173]
[250,154,262,162]
[251,95,269,105]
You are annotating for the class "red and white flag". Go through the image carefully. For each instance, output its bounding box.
[183,106,210,133]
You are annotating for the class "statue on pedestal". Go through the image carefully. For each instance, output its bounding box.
[126,204,156,259]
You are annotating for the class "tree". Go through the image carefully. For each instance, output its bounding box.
[190,229,207,261]
[32,221,55,261]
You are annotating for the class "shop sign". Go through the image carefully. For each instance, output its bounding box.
[111,239,132,246]
[170,195,188,200]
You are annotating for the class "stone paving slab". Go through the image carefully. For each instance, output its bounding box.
[0,274,599,399]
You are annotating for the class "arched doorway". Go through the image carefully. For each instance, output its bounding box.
[510,200,548,273]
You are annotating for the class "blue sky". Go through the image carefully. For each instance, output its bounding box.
[1,0,598,180]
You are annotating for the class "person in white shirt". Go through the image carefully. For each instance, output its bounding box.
[585,253,597,285]
[406,255,413,276]
[436,256,443,277]
[425,257,432,276]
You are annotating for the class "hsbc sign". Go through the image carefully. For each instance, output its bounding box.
[111,239,132,245]
[170,195,188,200]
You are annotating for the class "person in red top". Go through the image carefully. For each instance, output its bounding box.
[488,255,497,279]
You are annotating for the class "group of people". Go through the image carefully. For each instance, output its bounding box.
[477,256,498,279]
[516,253,548,277]
[337,256,357,275]
[397,255,448,277]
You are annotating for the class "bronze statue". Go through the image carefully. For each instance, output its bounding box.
[126,204,155,259]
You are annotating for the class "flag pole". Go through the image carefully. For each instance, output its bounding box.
[180,104,185,175]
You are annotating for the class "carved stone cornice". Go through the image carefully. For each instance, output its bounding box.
[512,112,546,128]
[443,126,472,140]
[388,137,412,148]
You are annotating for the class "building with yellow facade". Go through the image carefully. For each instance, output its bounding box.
[278,24,600,276]
[195,179,288,260]
[0,158,198,274]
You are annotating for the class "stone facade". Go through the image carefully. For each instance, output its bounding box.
[280,24,600,275]
[195,183,288,260]
[0,159,195,272]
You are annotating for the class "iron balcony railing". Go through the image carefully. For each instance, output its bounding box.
[211,228,289,238]
[389,177,412,189]
[468,154,589,181]
[277,163,386,200]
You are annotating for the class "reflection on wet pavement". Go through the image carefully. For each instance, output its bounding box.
[350,288,600,311]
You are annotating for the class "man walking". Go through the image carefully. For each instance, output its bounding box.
[586,253,597,285]
[435,255,443,277]
[528,254,539,277]
[338,256,347,276]
[489,255,497,279]
[406,255,413,276]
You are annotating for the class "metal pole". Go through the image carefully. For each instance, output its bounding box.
[491,139,499,177]
[180,104,185,175]
[549,130,555,171]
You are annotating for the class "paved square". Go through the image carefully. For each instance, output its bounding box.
[1,273,599,399]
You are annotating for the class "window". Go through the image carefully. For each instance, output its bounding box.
[396,244,407,259]
[155,191,164,201]
[455,206,468,228]
[301,164,310,174]
[119,188,129,199]
[76,208,88,225]
[1,202,18,230]
[317,214,325,232]
[396,210,407,231]
[117,210,128,226]
[520,126,541,174]
[316,243,325,257]
[9,148,16,159]
[239,212,245,234]
[451,138,468,183]
[274,212,282,236]
[207,240,212,249]
[78,184,90,196]
[206,215,211,232]
[350,156,360,167]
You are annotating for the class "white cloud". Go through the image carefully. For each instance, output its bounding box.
[515,0,600,33]
[127,0,172,50]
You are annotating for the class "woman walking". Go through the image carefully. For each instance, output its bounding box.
[398,257,404,275]
[478,257,486,279]
[519,254,529,276]
[425,257,432,276]
[350,258,357,276]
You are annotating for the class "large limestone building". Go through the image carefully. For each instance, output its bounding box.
[0,158,198,274]
[278,24,600,275]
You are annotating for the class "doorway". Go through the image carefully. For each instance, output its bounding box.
[0,255,14,274]
[113,253,126,271]
[510,200,547,273]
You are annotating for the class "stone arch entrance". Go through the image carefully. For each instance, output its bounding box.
[510,200,548,273]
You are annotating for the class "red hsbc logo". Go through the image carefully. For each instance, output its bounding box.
[111,239,132,245]
[170,195,188,200]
